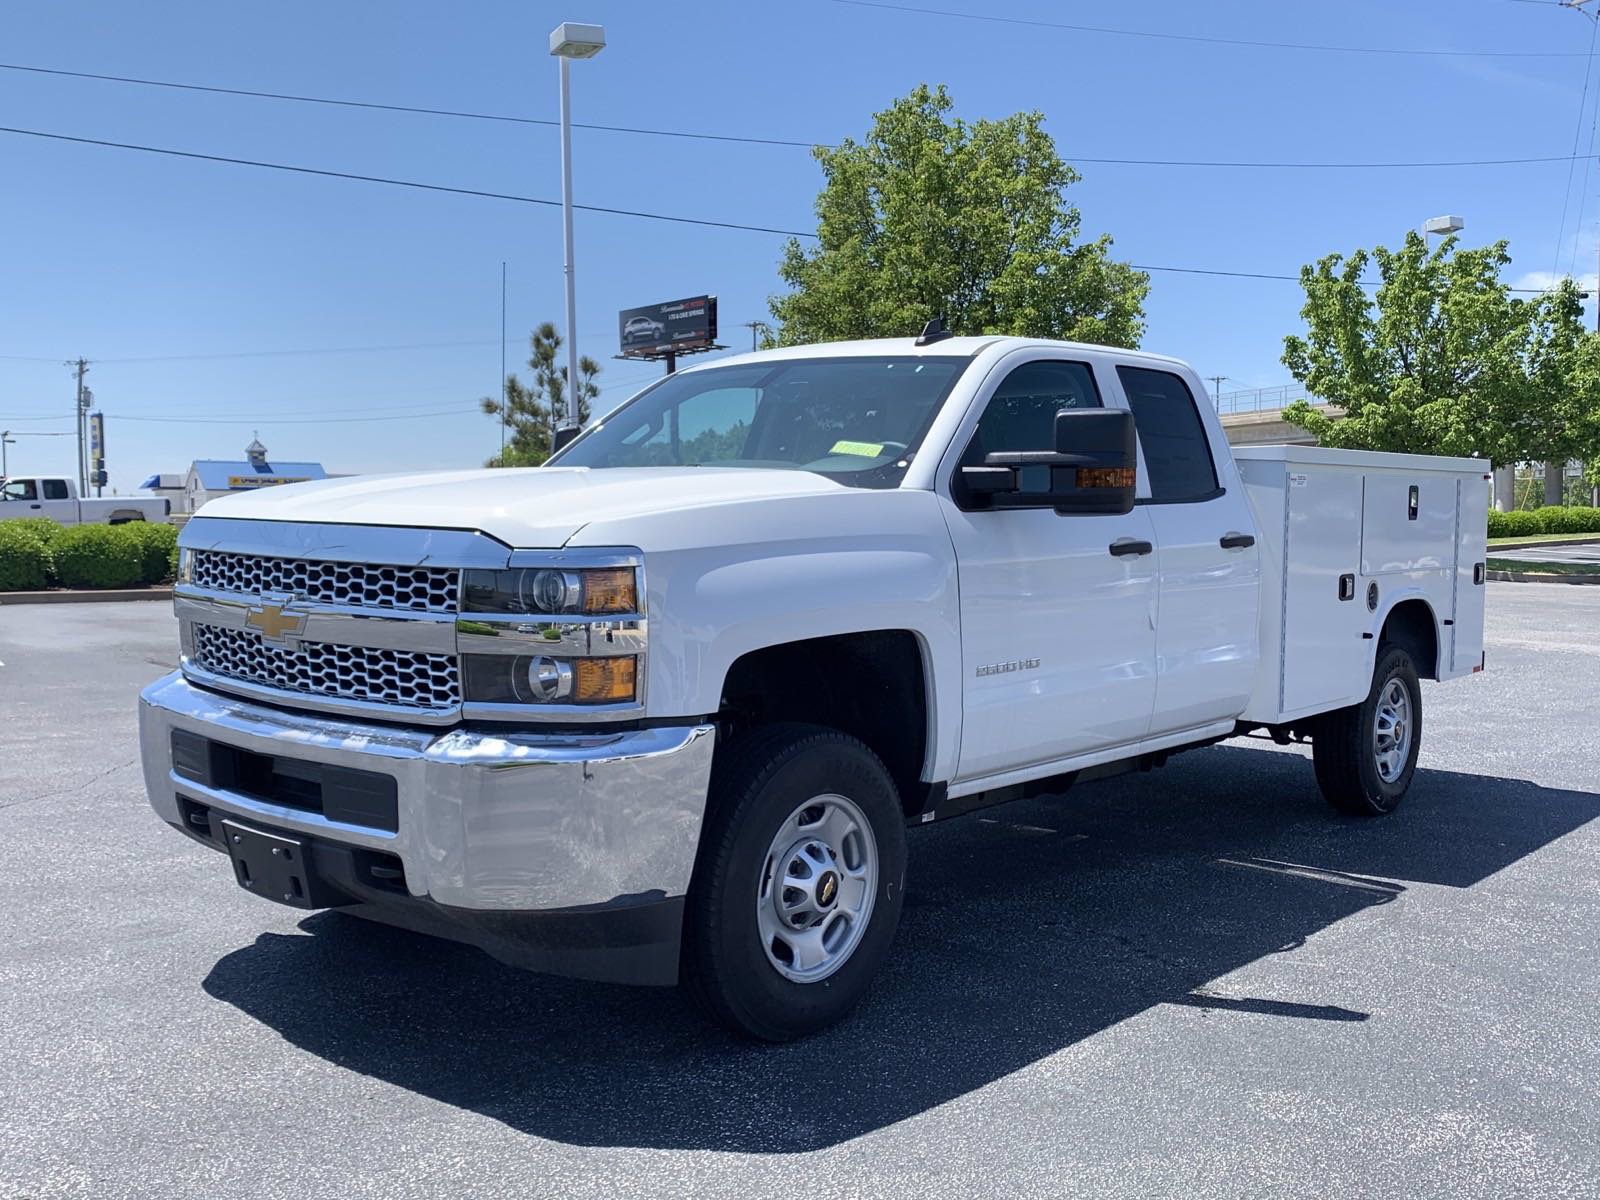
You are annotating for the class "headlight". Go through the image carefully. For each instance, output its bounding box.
[176,548,194,584]
[463,653,637,705]
[463,566,638,615]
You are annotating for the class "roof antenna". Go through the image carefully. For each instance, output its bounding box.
[915,315,954,346]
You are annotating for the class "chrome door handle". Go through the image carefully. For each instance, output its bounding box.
[1109,538,1154,557]
[1219,532,1255,549]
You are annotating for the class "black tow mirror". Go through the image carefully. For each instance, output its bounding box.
[957,408,1137,515]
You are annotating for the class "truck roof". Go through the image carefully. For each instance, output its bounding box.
[695,336,1193,372]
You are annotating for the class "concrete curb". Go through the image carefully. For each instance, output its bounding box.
[1488,535,1600,551]
[1486,569,1600,586]
[0,587,173,606]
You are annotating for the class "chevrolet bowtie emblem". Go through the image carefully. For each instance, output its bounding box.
[244,599,307,646]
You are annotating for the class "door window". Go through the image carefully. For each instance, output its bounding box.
[961,360,1102,467]
[42,479,69,500]
[2,479,38,501]
[1116,366,1219,502]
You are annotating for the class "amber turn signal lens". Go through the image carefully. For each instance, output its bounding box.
[574,656,637,703]
[1077,467,1136,489]
[583,568,638,613]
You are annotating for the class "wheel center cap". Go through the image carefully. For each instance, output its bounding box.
[817,870,839,909]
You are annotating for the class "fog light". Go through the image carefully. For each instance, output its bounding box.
[574,656,636,703]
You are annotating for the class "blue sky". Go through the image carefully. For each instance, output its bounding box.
[2,0,1596,492]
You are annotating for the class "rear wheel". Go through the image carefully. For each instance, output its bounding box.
[1312,643,1421,816]
[682,723,906,1041]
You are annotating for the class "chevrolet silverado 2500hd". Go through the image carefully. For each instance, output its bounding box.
[139,334,1488,1040]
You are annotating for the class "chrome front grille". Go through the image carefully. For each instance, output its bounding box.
[191,623,460,710]
[190,550,458,614]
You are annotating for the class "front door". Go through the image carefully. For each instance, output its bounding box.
[939,357,1159,784]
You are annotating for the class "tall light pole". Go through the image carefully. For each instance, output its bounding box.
[1,431,14,477]
[549,21,606,432]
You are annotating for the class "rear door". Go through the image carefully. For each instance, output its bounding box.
[38,478,80,523]
[1113,365,1261,735]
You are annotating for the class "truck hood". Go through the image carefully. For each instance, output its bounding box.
[194,466,851,548]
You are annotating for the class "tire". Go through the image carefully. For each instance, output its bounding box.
[682,723,907,1041]
[1312,643,1422,816]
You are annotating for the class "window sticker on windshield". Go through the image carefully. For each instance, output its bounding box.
[830,440,885,457]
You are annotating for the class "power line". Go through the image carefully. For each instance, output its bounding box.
[110,408,480,426]
[0,62,818,148]
[1566,16,1600,277]
[0,126,816,238]
[0,125,1571,320]
[1,61,1593,170]
[828,0,1594,57]
[1552,13,1600,276]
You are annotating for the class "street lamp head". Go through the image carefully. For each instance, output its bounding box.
[1423,215,1465,236]
[549,22,606,58]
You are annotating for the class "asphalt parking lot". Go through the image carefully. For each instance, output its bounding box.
[3,587,1598,1199]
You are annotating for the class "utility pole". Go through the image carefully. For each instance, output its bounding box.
[67,358,90,493]
[500,260,508,461]
[1208,375,1228,410]
[742,321,770,353]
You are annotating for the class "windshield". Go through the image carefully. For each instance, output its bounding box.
[549,355,969,488]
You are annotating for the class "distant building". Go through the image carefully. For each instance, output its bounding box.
[139,473,188,513]
[140,437,327,514]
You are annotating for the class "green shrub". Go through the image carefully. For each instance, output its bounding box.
[1537,505,1600,534]
[1488,509,1541,538]
[0,523,51,590]
[122,521,178,584]
[50,524,144,588]
[2,516,67,547]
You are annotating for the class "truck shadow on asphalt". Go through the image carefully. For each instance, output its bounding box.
[201,743,1600,1152]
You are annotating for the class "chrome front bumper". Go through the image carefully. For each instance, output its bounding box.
[138,672,716,914]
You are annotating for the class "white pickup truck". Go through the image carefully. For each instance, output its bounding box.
[1,475,168,525]
[138,333,1488,1040]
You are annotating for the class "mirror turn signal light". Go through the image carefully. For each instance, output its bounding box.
[1078,467,1136,489]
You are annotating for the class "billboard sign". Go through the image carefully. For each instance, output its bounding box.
[618,295,717,358]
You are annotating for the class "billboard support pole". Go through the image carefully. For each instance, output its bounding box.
[664,351,676,375]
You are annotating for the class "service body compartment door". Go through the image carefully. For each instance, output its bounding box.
[1449,476,1488,676]
[1361,475,1457,576]
[1281,469,1369,714]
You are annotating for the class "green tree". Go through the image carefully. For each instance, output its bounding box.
[1280,231,1528,460]
[770,85,1148,347]
[1513,281,1600,503]
[481,322,601,466]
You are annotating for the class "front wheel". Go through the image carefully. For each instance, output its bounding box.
[1312,643,1422,816]
[682,723,906,1041]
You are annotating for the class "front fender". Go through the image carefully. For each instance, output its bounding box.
[595,490,963,784]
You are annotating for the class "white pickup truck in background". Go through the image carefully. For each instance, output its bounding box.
[1,475,169,525]
[137,332,1489,1040]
